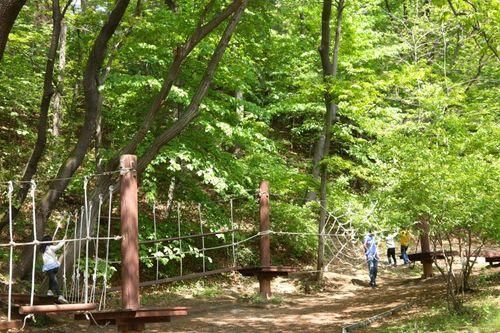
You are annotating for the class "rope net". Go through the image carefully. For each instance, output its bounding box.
[0,173,122,326]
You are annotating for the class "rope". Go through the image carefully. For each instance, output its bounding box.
[230,198,236,267]
[84,201,91,303]
[76,208,84,303]
[177,202,183,277]
[7,181,14,322]
[62,213,71,298]
[99,185,114,310]
[83,177,90,304]
[70,210,78,302]
[198,204,206,273]
[85,311,111,328]
[153,202,159,281]
[29,181,37,308]
[90,194,104,303]
[0,235,121,248]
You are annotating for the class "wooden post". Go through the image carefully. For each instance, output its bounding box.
[120,155,144,333]
[419,219,433,278]
[259,181,272,298]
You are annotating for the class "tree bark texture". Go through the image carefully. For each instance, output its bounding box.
[16,0,131,279]
[0,0,72,232]
[57,0,248,283]
[316,0,345,281]
[52,20,67,137]
[0,0,26,61]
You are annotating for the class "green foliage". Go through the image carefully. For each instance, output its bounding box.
[0,0,497,294]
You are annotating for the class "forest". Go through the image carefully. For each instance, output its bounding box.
[0,0,499,332]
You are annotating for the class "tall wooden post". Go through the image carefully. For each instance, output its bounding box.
[419,219,433,278]
[120,155,143,333]
[259,181,271,298]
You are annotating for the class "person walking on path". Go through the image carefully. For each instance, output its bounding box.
[386,231,398,266]
[399,230,411,265]
[364,231,379,288]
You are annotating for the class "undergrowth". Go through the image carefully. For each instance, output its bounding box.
[376,270,500,333]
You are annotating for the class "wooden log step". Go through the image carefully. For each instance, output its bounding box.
[19,303,97,314]
[237,266,296,277]
[74,307,188,325]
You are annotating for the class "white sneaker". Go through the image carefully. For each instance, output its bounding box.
[57,295,69,304]
[47,290,54,296]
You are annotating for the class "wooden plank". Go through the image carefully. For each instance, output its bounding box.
[120,154,140,311]
[237,266,296,277]
[19,303,97,314]
[75,307,188,321]
[407,251,457,262]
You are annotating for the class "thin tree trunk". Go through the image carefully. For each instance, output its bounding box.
[0,0,72,232]
[164,177,176,221]
[98,0,244,176]
[0,0,26,61]
[316,0,345,281]
[53,20,67,136]
[306,135,325,202]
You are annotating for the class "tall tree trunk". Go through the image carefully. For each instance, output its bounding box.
[52,20,67,136]
[0,0,27,61]
[306,135,325,202]
[0,0,71,232]
[316,0,345,281]
[16,0,131,279]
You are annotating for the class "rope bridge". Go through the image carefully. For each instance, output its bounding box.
[1,167,368,330]
[0,172,123,330]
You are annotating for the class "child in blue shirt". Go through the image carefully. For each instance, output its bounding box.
[363,231,379,288]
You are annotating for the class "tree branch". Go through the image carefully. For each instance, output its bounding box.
[136,0,249,173]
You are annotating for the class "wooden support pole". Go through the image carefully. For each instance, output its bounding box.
[120,155,143,332]
[259,181,272,298]
[419,219,433,278]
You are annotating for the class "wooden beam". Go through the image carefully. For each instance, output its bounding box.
[19,303,97,314]
[120,154,140,311]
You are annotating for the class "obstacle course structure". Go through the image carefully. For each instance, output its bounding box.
[237,181,296,298]
[74,155,188,333]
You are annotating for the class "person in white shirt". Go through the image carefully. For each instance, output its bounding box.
[385,232,398,266]
[40,235,68,304]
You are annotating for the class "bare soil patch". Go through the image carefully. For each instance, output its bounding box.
[7,261,461,333]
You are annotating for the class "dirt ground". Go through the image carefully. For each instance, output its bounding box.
[10,260,490,333]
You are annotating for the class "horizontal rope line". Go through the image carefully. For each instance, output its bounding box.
[0,235,122,248]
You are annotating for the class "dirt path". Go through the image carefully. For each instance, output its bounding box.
[17,263,452,332]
